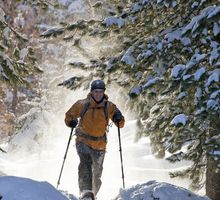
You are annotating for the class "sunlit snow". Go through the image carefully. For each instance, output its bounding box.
[0,176,209,200]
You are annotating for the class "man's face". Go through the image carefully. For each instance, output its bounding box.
[91,89,104,102]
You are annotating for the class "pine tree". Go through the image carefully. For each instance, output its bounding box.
[0,4,42,86]
[0,1,44,137]
[96,0,220,199]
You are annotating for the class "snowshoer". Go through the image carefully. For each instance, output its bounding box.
[65,79,125,199]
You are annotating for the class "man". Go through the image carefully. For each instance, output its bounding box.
[65,80,125,200]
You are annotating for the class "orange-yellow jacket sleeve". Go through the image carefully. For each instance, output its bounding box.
[108,102,125,128]
[65,100,82,127]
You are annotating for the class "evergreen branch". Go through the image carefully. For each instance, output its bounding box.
[2,21,28,42]
[0,147,7,153]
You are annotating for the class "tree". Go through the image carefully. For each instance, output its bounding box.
[98,0,220,199]
[0,2,43,86]
[0,0,45,138]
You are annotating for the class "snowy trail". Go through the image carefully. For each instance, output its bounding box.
[0,117,190,200]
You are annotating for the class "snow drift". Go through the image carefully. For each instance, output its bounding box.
[115,180,210,200]
[0,176,210,200]
[0,176,75,200]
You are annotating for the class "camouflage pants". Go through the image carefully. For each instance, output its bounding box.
[76,141,105,196]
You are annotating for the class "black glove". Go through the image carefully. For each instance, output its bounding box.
[69,119,78,128]
[113,110,123,123]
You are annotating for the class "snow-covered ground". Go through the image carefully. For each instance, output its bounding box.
[0,176,75,200]
[0,176,209,200]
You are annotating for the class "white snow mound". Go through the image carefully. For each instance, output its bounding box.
[115,180,210,200]
[0,176,77,200]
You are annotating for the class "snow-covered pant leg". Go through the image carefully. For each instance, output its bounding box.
[76,141,105,196]
[76,142,93,192]
[91,150,105,196]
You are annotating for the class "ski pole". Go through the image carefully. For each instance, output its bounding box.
[117,122,125,188]
[57,127,74,188]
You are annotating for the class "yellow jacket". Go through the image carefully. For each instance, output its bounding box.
[65,93,125,150]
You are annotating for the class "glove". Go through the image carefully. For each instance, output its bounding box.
[113,110,123,123]
[69,119,78,128]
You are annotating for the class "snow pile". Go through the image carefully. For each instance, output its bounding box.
[0,176,210,200]
[0,176,77,200]
[115,180,210,200]
[104,16,125,28]
[171,114,188,126]
[67,0,86,14]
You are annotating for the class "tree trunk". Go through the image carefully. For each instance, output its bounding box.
[206,115,220,200]
[206,157,220,200]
